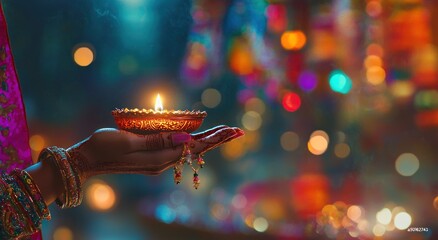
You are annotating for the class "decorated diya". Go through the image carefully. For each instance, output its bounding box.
[112,94,207,134]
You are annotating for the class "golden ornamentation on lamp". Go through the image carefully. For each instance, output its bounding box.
[112,94,207,134]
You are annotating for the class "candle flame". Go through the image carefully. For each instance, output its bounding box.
[155,94,163,112]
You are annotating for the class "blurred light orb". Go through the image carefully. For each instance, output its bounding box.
[366,66,386,85]
[308,130,329,155]
[253,217,269,232]
[211,203,229,221]
[241,111,262,131]
[221,134,246,160]
[29,134,45,152]
[366,43,384,57]
[53,226,73,240]
[201,88,222,108]
[329,70,352,94]
[334,143,350,158]
[281,30,306,50]
[390,81,415,98]
[73,46,94,67]
[347,205,362,222]
[230,40,254,75]
[395,153,420,176]
[364,55,382,69]
[394,212,412,230]
[433,196,438,210]
[155,204,176,224]
[282,92,301,112]
[232,194,247,209]
[244,97,266,115]
[373,224,386,237]
[86,181,116,211]
[280,131,300,151]
[376,208,392,225]
[366,0,382,17]
[298,70,318,92]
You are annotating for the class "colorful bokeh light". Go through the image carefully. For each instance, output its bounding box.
[329,70,352,94]
[282,92,301,112]
[281,30,306,50]
[298,70,318,92]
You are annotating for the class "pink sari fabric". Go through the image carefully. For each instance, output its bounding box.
[0,4,32,172]
[0,4,41,240]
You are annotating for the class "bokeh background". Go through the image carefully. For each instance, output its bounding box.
[3,0,438,239]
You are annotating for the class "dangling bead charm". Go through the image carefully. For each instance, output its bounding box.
[173,166,182,184]
[197,155,205,168]
[193,172,200,189]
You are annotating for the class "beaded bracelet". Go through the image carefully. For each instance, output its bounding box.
[0,173,34,237]
[2,172,40,232]
[38,147,83,208]
[12,169,51,220]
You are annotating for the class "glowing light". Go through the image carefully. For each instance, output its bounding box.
[366,66,386,85]
[298,70,318,92]
[347,205,362,222]
[281,30,306,50]
[308,130,329,155]
[230,39,254,75]
[414,90,438,109]
[395,153,420,176]
[201,88,222,108]
[334,143,350,158]
[73,46,94,67]
[232,194,247,209]
[241,111,262,131]
[366,0,382,17]
[364,55,382,69]
[211,203,229,221]
[390,81,415,98]
[29,135,45,152]
[366,43,384,57]
[86,181,116,211]
[282,92,301,112]
[221,134,246,160]
[244,97,266,115]
[394,212,412,230]
[280,131,300,151]
[266,4,287,33]
[155,204,176,224]
[433,196,438,210]
[155,94,163,112]
[53,226,73,240]
[329,70,352,94]
[253,217,269,232]
[376,208,392,225]
[373,224,386,236]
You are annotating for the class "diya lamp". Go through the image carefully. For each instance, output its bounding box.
[112,94,207,134]
[112,94,207,189]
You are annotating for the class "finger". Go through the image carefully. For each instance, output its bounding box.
[190,127,239,154]
[191,125,229,140]
[126,132,191,152]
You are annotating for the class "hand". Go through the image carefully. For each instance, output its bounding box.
[66,126,244,185]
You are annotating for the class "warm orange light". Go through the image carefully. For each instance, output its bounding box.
[155,94,163,112]
[281,30,306,50]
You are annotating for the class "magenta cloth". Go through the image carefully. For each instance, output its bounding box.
[0,4,33,172]
[0,4,41,239]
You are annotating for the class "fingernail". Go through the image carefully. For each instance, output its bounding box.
[236,129,245,137]
[172,133,191,145]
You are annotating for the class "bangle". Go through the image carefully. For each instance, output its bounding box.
[0,173,35,237]
[38,147,83,208]
[12,169,51,220]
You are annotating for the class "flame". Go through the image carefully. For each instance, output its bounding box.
[155,94,163,112]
